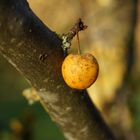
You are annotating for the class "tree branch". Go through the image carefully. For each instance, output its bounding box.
[0,0,116,140]
[61,18,87,54]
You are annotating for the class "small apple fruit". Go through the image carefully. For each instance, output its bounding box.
[61,53,99,89]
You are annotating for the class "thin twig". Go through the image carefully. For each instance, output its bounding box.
[65,18,88,42]
[76,31,81,54]
[61,18,87,53]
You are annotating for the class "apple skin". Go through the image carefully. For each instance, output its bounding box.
[61,53,99,90]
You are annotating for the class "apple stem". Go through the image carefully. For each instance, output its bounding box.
[76,31,81,54]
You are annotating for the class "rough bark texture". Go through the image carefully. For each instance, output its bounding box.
[0,0,116,140]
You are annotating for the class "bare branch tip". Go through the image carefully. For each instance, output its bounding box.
[77,18,88,31]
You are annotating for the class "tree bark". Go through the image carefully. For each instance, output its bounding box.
[0,0,116,140]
